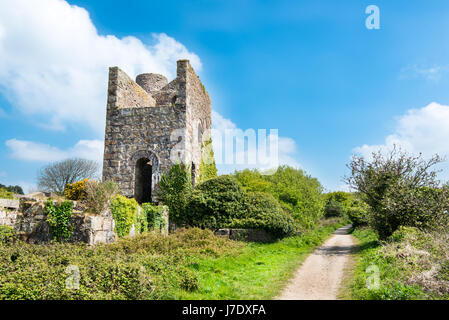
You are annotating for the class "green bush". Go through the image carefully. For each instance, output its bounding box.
[135,206,149,234]
[233,166,325,229]
[0,187,14,199]
[346,199,370,226]
[45,200,74,242]
[141,203,166,232]
[346,148,449,240]
[186,175,247,229]
[110,195,138,238]
[0,184,23,195]
[323,191,352,218]
[0,226,15,243]
[158,164,192,226]
[324,200,346,218]
[0,228,240,300]
[229,192,297,238]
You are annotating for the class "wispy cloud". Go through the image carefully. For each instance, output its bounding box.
[399,64,448,82]
[5,139,103,163]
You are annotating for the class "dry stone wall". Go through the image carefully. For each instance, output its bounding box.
[0,199,116,245]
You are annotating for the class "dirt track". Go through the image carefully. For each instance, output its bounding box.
[277,225,355,300]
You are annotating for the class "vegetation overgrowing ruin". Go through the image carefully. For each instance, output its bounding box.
[1,60,448,301]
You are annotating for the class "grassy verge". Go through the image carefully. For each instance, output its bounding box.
[350,227,449,300]
[176,221,345,299]
[0,219,345,300]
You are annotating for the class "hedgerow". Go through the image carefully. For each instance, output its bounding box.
[0,228,241,300]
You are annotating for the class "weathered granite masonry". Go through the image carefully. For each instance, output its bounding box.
[102,60,212,203]
[1,199,116,245]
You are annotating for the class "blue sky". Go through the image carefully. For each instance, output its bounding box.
[2,0,449,193]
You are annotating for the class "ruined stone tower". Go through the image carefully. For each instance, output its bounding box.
[102,60,213,203]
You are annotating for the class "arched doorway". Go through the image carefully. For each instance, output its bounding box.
[134,158,152,204]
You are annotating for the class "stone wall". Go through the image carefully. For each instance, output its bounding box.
[0,200,117,245]
[1,198,169,245]
[102,59,213,201]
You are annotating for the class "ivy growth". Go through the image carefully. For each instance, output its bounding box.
[110,195,138,238]
[199,138,217,183]
[142,203,166,232]
[45,200,74,242]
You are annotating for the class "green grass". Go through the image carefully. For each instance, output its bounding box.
[350,227,444,300]
[176,222,345,299]
[0,220,345,300]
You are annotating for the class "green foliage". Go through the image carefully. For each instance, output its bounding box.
[186,175,247,229]
[325,191,352,207]
[158,164,193,226]
[323,191,352,218]
[233,166,325,229]
[178,221,345,299]
[346,198,370,226]
[0,184,23,195]
[141,203,166,232]
[84,180,119,215]
[45,200,74,242]
[229,192,297,238]
[346,148,449,240]
[351,226,449,300]
[0,228,240,300]
[233,169,271,193]
[0,220,345,300]
[135,206,149,234]
[0,187,15,199]
[324,200,346,218]
[110,195,138,238]
[0,226,15,243]
[199,138,218,182]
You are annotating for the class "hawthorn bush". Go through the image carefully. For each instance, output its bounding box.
[346,147,449,239]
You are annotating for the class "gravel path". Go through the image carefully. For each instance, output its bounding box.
[277,225,356,300]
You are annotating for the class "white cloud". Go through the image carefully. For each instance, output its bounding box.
[211,111,300,173]
[0,0,201,135]
[353,102,449,175]
[5,138,103,163]
[399,64,448,82]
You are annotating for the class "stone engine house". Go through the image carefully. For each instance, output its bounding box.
[102,60,212,203]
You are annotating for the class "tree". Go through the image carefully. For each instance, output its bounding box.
[0,184,24,195]
[345,146,449,239]
[157,163,193,226]
[37,158,99,195]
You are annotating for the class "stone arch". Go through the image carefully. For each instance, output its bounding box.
[130,150,161,203]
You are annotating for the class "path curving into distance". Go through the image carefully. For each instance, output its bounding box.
[277,225,356,300]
